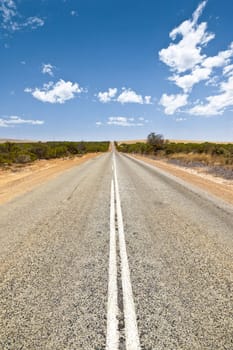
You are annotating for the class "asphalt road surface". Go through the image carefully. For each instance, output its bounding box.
[0,151,233,350]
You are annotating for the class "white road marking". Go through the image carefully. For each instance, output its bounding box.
[113,153,141,350]
[106,179,119,350]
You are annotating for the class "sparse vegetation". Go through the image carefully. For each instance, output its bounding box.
[116,133,233,175]
[0,141,109,166]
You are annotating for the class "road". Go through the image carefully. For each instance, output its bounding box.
[0,151,233,349]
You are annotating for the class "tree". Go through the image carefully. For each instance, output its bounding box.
[147,132,164,152]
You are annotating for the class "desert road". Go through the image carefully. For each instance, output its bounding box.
[0,151,233,349]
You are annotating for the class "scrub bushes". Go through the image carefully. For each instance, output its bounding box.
[0,141,109,165]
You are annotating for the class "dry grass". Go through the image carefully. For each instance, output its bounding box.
[166,152,232,167]
[168,153,214,165]
[169,139,233,144]
[117,139,146,145]
[118,139,233,145]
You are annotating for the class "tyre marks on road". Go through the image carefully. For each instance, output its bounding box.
[106,153,141,350]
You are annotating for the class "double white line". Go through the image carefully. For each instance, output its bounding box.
[106,152,141,350]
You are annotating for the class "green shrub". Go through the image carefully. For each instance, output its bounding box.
[0,141,110,165]
[115,134,233,167]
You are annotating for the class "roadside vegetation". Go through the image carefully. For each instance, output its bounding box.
[0,141,109,166]
[116,133,233,179]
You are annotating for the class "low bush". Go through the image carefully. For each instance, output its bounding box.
[116,134,233,167]
[0,141,109,165]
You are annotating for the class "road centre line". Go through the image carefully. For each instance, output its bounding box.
[112,152,141,350]
[106,179,119,350]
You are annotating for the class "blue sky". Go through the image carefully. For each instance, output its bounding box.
[1,0,233,141]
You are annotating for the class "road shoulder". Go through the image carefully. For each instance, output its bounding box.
[129,154,233,206]
[0,153,102,205]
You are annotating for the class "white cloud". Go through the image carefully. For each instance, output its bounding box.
[202,43,233,69]
[96,116,150,127]
[0,0,44,32]
[97,88,117,103]
[160,93,188,115]
[107,116,145,127]
[159,1,213,73]
[158,0,231,92]
[97,87,152,105]
[170,66,212,92]
[25,79,84,104]
[159,1,233,115]
[205,75,219,87]
[223,64,233,76]
[189,75,233,116]
[192,0,207,24]
[42,63,55,76]
[144,96,152,104]
[108,117,131,126]
[0,0,16,23]
[117,88,152,104]
[0,115,44,127]
[117,88,144,104]
[23,17,44,29]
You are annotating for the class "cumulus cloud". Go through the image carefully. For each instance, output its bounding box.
[189,75,233,115]
[170,66,212,93]
[97,87,152,104]
[160,93,188,115]
[223,64,233,76]
[0,115,44,127]
[159,1,213,73]
[159,1,233,115]
[25,79,84,104]
[0,0,44,32]
[97,88,118,103]
[42,63,55,76]
[202,44,233,69]
[117,89,144,104]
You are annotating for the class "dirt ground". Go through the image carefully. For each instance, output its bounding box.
[0,153,100,205]
[131,154,233,206]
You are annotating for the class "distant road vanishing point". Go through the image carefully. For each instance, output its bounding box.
[0,148,233,349]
